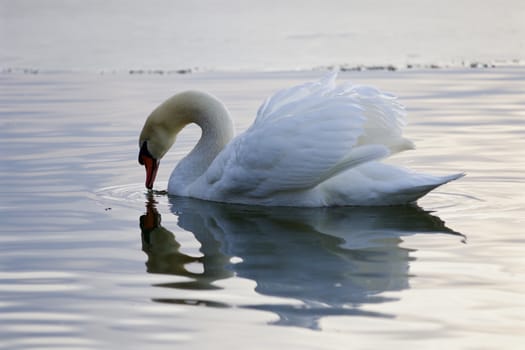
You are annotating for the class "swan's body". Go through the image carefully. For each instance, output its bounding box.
[139,73,463,207]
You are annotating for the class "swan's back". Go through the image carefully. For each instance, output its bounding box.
[173,73,463,206]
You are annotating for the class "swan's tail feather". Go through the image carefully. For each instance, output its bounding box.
[439,172,466,183]
[400,172,465,203]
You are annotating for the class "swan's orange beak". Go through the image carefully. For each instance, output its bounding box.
[139,142,159,190]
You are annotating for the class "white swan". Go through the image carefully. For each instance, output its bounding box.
[138,73,463,206]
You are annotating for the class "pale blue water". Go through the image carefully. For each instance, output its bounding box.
[1,1,525,349]
[1,69,524,349]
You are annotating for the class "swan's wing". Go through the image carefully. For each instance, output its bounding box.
[257,73,413,153]
[349,84,414,152]
[204,73,409,198]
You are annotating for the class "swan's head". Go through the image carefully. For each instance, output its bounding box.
[138,91,233,190]
[138,94,188,189]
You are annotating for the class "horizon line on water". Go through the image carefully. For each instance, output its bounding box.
[1,59,524,76]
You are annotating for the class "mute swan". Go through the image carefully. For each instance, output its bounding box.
[138,73,463,206]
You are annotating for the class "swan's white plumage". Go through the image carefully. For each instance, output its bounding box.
[140,73,463,206]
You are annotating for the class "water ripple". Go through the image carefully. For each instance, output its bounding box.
[93,183,169,211]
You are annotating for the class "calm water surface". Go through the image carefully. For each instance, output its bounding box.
[1,69,524,349]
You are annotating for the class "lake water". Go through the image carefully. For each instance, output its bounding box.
[1,0,525,348]
[1,69,524,349]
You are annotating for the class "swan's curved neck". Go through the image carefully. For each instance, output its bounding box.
[139,91,234,192]
[179,110,232,176]
[167,92,234,190]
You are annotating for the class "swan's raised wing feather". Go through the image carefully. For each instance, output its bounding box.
[349,84,414,152]
[255,73,337,125]
[203,73,408,198]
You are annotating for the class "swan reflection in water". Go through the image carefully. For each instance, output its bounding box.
[140,195,464,329]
